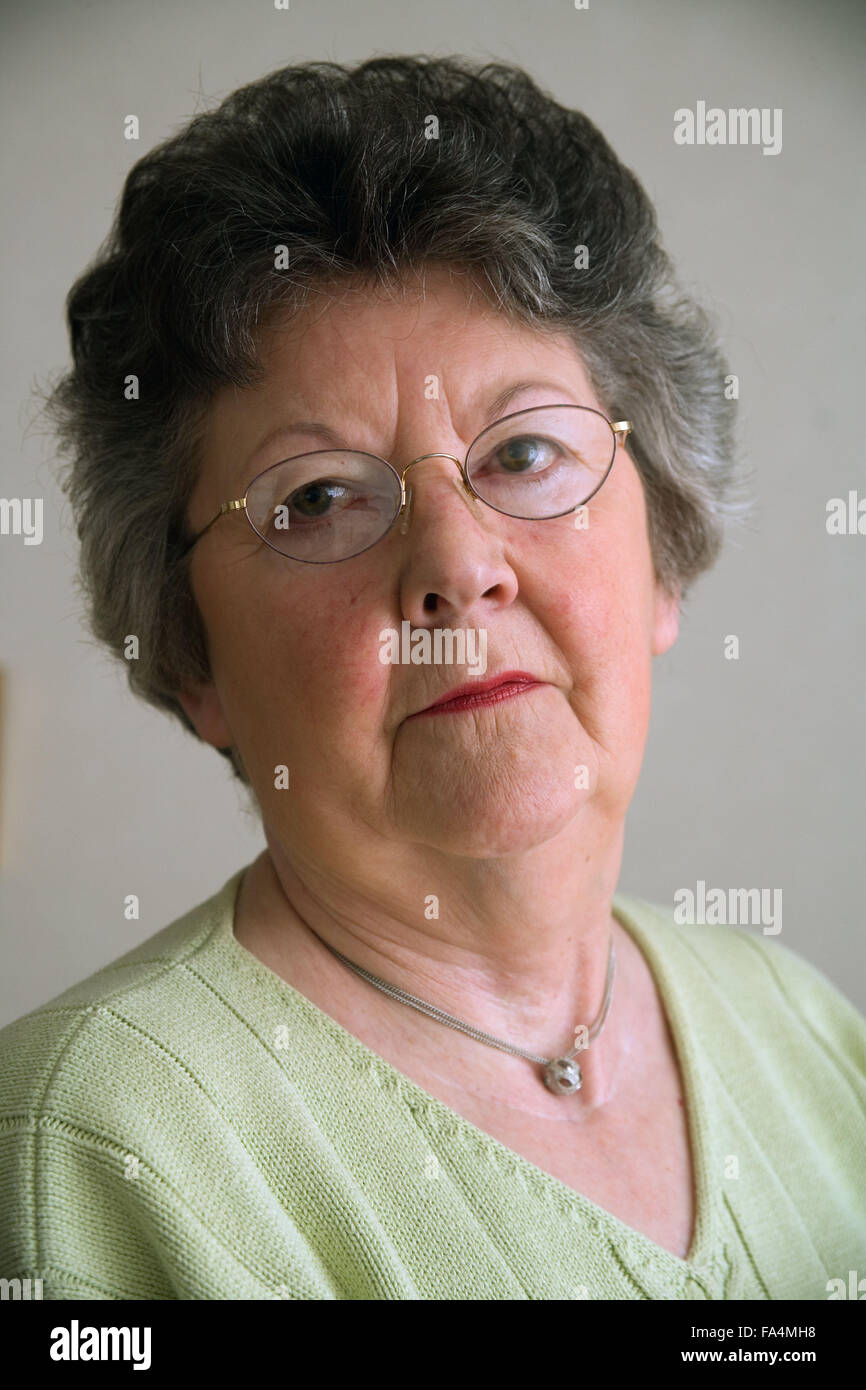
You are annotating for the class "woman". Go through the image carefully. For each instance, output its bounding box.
[1,55,863,1301]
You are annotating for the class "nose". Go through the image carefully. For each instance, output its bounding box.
[397,452,473,535]
[400,452,466,486]
[395,452,519,626]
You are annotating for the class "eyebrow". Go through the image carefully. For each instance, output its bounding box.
[244,379,578,472]
[247,420,348,468]
[482,379,579,419]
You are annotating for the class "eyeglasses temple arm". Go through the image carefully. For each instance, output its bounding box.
[180,498,247,557]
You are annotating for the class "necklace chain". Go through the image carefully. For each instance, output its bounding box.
[305,922,616,1096]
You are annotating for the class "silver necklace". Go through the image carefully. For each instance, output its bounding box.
[306,923,616,1096]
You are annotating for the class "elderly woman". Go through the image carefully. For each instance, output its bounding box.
[1,55,864,1302]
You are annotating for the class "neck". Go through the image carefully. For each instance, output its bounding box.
[239,815,637,1115]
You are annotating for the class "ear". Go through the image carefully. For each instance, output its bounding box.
[651,580,680,656]
[175,681,234,750]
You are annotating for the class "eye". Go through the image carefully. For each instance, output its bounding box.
[285,479,357,522]
[491,435,560,474]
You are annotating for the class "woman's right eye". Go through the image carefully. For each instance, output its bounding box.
[285,480,352,521]
[291,480,346,519]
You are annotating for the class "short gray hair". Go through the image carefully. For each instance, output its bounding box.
[42,55,745,787]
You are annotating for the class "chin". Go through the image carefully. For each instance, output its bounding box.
[396,778,593,859]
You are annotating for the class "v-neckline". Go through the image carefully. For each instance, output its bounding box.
[219,870,717,1276]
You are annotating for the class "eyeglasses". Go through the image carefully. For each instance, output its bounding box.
[180,404,632,565]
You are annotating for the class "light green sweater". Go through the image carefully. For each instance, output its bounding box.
[1,865,864,1300]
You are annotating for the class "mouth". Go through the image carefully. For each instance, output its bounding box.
[410,670,544,718]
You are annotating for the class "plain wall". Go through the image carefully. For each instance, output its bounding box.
[1,0,863,1025]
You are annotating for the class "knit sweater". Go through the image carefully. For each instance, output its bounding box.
[1,865,864,1300]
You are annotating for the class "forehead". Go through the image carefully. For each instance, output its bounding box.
[194,270,606,510]
[213,268,596,425]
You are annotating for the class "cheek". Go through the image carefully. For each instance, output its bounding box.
[215,571,393,744]
[520,510,655,716]
[518,513,635,650]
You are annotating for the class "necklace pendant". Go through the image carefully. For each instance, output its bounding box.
[543,1057,583,1095]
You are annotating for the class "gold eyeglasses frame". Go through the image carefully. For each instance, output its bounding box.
[178,405,632,564]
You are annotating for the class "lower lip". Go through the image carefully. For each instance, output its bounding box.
[414,679,542,718]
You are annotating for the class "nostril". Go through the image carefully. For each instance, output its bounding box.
[423,593,438,613]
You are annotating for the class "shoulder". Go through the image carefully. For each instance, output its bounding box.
[0,865,263,1297]
[613,890,866,1079]
[0,866,248,1113]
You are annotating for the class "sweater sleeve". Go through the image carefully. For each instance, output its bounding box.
[0,1005,333,1300]
[0,1006,180,1298]
[740,931,866,1101]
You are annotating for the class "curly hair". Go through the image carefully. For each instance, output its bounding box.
[42,54,744,787]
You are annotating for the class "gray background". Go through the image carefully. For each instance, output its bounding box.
[1,0,863,1026]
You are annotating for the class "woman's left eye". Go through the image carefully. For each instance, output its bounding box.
[492,435,557,473]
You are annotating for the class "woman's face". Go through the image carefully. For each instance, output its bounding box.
[179,266,679,865]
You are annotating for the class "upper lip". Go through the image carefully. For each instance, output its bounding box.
[416,670,542,714]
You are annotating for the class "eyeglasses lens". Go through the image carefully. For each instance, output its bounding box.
[245,406,615,562]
